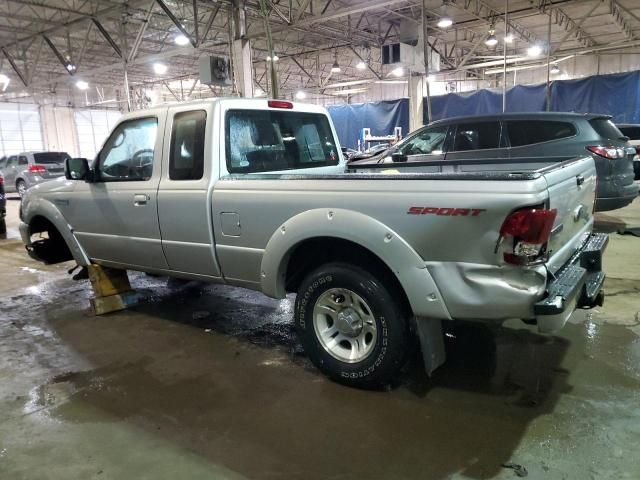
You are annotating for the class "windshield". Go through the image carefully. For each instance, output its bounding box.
[33,152,71,164]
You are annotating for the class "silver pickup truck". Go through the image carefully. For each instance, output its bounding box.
[19,98,607,389]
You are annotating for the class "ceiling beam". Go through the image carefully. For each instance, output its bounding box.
[91,18,123,58]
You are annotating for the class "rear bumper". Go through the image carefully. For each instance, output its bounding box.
[534,233,608,332]
[595,183,639,211]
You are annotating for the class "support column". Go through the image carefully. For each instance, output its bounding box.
[409,73,425,132]
[232,0,254,97]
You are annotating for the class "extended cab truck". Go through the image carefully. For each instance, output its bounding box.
[19,98,607,389]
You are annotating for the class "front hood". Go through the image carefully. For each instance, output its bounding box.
[28,176,77,196]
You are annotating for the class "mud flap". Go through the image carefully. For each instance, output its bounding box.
[415,317,446,375]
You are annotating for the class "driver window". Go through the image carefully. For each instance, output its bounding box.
[99,117,157,181]
[399,126,448,156]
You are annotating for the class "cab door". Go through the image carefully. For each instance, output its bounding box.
[66,113,168,269]
[157,105,221,278]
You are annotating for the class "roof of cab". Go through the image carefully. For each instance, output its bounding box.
[117,97,329,122]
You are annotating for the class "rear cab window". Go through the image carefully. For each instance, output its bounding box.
[589,118,625,141]
[507,120,577,147]
[225,109,339,173]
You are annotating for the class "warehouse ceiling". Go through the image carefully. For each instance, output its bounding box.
[1,0,640,107]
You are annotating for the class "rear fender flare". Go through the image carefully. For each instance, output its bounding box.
[260,208,451,320]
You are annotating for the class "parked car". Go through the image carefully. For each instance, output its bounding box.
[616,123,640,180]
[350,113,639,212]
[348,142,390,162]
[0,151,70,197]
[340,146,358,161]
[0,171,6,237]
[19,99,606,389]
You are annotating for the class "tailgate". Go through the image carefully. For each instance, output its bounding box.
[542,156,597,274]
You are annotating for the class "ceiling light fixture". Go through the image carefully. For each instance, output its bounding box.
[356,60,367,70]
[266,55,279,62]
[174,34,190,46]
[550,64,561,74]
[331,51,341,73]
[391,67,404,77]
[153,63,168,75]
[66,63,77,73]
[504,33,514,43]
[76,80,89,90]
[527,44,543,57]
[485,27,498,47]
[437,17,453,28]
[295,91,306,100]
[0,73,10,92]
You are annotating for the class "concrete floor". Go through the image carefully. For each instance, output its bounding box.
[1,195,639,480]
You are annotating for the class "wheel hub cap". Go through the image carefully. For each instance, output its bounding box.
[312,288,377,363]
[336,307,363,337]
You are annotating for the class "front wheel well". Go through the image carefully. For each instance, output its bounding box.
[27,215,73,264]
[283,237,412,316]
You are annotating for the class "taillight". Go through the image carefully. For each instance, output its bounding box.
[0,175,4,185]
[635,146,640,156]
[268,100,293,109]
[498,207,557,265]
[586,145,626,159]
[28,164,47,173]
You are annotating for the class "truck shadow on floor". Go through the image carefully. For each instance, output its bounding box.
[26,275,574,480]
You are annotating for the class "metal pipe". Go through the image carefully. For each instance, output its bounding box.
[422,0,431,123]
[545,2,552,111]
[502,0,508,112]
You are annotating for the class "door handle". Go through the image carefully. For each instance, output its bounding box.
[576,174,585,186]
[133,194,149,206]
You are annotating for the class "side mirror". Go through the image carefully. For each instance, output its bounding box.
[391,152,407,163]
[65,157,90,180]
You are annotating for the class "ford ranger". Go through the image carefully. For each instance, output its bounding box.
[19,98,607,389]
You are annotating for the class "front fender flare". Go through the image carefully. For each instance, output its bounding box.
[22,197,90,266]
[260,208,451,320]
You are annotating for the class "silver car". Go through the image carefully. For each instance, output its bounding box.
[0,151,69,196]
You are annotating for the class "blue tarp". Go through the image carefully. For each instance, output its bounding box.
[551,70,640,123]
[327,99,409,149]
[327,70,640,147]
[427,84,548,122]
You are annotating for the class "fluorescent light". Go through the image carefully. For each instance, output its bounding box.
[0,73,9,92]
[391,67,404,77]
[504,33,514,43]
[153,63,167,75]
[174,34,190,46]
[76,80,89,90]
[527,45,543,57]
[295,91,306,99]
[356,61,367,70]
[437,17,453,28]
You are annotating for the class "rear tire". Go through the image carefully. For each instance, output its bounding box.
[295,262,410,389]
[16,180,27,198]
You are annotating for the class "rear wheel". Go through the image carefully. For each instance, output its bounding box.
[295,262,410,389]
[16,180,27,197]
